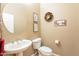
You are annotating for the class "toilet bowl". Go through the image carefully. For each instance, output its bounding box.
[32,38,53,56]
[38,46,53,56]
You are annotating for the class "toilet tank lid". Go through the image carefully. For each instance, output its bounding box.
[32,38,41,42]
[39,46,52,53]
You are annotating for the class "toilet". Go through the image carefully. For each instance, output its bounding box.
[32,38,53,56]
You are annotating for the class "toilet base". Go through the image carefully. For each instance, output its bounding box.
[38,51,53,56]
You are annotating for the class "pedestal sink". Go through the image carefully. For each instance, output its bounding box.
[4,39,32,56]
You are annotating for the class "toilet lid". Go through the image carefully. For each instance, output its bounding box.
[39,46,52,53]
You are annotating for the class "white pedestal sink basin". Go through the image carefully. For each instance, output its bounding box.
[4,39,32,56]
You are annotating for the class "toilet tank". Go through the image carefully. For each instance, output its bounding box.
[32,38,41,49]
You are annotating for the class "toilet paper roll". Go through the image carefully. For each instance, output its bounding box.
[55,40,60,45]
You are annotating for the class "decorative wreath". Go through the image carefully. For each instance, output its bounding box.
[44,12,53,22]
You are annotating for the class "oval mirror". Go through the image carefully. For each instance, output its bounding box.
[2,4,29,34]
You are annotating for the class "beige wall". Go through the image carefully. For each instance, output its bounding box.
[40,3,79,56]
[1,3,40,55]
[0,3,1,12]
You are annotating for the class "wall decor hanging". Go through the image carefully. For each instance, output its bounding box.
[54,20,67,26]
[33,12,39,32]
[44,12,54,22]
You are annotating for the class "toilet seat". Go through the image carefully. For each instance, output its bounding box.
[38,46,53,56]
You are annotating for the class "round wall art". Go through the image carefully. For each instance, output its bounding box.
[44,12,54,22]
